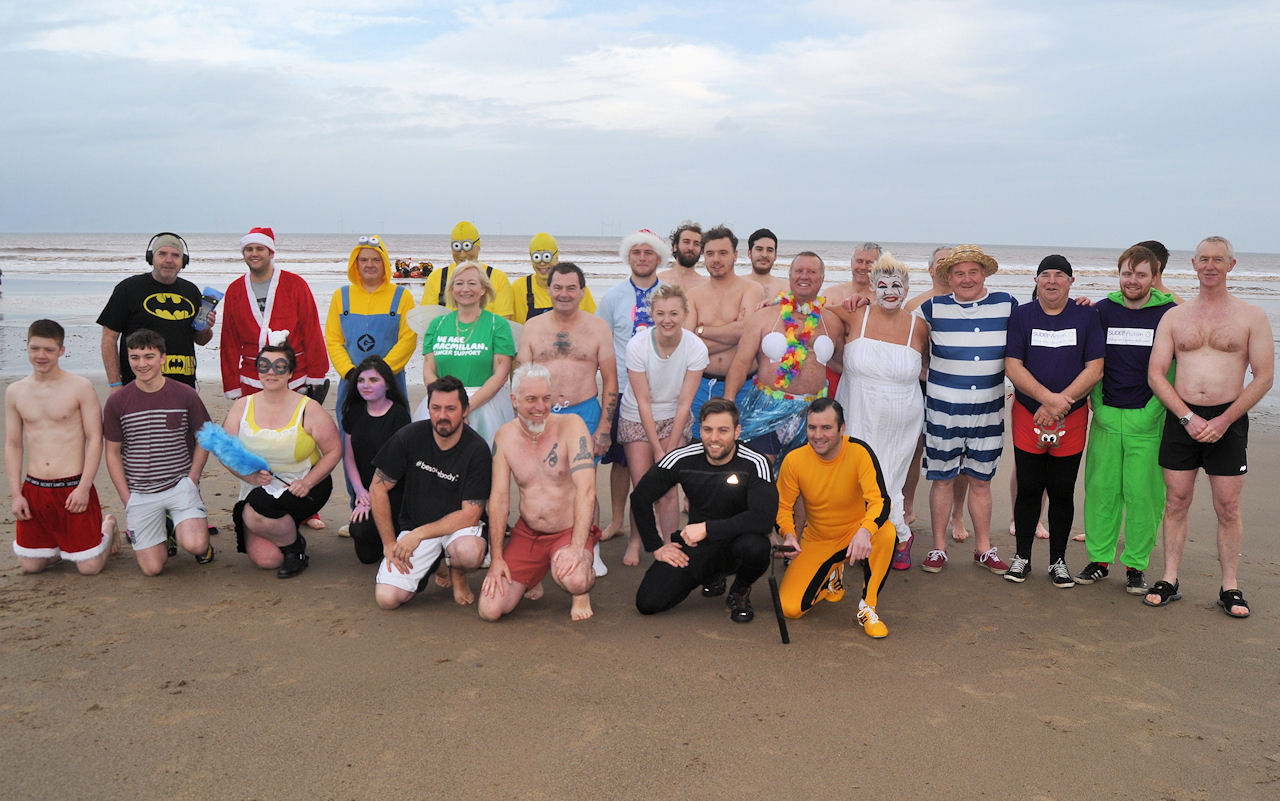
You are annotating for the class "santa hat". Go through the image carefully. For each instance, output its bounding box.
[618,228,671,264]
[240,227,276,252]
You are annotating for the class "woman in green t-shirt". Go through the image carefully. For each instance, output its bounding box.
[416,261,515,444]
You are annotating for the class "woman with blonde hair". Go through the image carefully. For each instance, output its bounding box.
[416,260,515,444]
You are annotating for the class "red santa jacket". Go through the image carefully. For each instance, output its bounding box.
[220,268,329,398]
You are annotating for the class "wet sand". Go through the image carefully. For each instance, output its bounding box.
[2,381,1278,800]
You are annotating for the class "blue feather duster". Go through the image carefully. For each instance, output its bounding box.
[197,422,272,477]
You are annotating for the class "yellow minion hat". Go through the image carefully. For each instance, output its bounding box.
[529,232,559,269]
[346,234,391,284]
[451,221,480,242]
[529,232,558,254]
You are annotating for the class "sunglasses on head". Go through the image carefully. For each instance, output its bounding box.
[256,356,292,375]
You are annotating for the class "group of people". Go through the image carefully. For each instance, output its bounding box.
[6,222,1271,634]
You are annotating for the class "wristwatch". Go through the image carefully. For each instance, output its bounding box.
[1178,411,1194,426]
[695,324,706,336]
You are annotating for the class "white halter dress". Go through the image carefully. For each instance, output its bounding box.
[836,311,924,541]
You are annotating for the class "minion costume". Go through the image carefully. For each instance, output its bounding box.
[325,234,417,435]
[514,232,596,324]
[419,221,515,320]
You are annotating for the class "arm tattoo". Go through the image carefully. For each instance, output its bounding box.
[574,436,592,463]
[372,468,398,490]
[462,499,487,513]
[601,391,618,422]
[545,442,559,467]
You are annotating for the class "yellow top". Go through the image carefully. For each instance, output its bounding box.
[241,395,318,472]
[776,437,890,542]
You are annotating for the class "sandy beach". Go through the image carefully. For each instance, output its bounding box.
[2,379,1278,801]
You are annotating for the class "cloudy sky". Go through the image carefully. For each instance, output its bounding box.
[3,1,1278,250]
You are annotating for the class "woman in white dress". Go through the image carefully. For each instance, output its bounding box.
[835,255,928,570]
[617,285,708,566]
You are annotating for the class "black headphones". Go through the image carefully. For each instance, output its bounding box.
[146,232,190,267]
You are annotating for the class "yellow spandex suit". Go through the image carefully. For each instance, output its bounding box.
[775,436,895,619]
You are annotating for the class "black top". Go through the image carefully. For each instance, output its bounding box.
[372,421,492,531]
[630,441,778,552]
[345,402,411,520]
[97,272,202,386]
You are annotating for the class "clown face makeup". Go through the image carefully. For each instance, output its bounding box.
[874,273,907,310]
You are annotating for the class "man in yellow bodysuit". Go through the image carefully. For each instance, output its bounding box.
[419,221,514,320]
[775,398,896,637]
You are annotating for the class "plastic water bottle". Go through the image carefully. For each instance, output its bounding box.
[193,287,224,331]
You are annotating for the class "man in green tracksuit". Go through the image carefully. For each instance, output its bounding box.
[1077,245,1176,594]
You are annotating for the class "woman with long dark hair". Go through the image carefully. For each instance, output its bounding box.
[340,355,411,563]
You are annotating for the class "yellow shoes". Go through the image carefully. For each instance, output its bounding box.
[821,564,846,604]
[857,604,888,638]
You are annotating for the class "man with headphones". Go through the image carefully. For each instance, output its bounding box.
[98,232,212,392]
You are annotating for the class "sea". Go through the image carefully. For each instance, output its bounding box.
[3,232,1279,422]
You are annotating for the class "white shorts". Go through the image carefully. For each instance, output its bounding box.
[125,477,207,550]
[375,525,485,593]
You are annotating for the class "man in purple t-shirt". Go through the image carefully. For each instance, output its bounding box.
[1003,255,1104,587]
[103,329,214,575]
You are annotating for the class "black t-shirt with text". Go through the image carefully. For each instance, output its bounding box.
[372,421,492,531]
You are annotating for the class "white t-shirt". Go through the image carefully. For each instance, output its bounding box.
[620,328,709,423]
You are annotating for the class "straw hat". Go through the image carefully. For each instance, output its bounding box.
[935,244,998,281]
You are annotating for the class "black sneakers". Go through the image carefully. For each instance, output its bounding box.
[1049,559,1075,588]
[277,534,309,579]
[1074,561,1109,584]
[726,587,754,623]
[701,575,727,598]
[1124,568,1148,595]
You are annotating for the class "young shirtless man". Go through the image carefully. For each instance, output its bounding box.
[656,221,707,290]
[479,364,599,621]
[686,225,766,424]
[7,319,117,574]
[744,228,787,298]
[1144,236,1273,617]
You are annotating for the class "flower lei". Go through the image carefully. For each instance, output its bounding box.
[773,294,825,391]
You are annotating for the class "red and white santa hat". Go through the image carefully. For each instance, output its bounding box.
[239,226,276,252]
[618,228,671,264]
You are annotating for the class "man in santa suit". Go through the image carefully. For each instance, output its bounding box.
[220,227,329,400]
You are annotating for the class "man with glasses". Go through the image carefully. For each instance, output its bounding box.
[419,220,515,320]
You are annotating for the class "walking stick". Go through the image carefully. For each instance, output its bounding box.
[769,544,792,644]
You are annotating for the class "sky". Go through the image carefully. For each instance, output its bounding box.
[2,0,1278,251]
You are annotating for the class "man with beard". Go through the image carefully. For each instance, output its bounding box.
[369,375,492,610]
[480,364,599,621]
[744,228,787,298]
[686,225,765,424]
[1133,240,1185,304]
[631,398,777,623]
[1077,245,1176,593]
[724,252,843,463]
[657,220,707,289]
[99,232,212,391]
[595,229,670,542]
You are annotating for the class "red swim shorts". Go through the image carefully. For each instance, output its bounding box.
[13,476,107,561]
[503,517,600,588]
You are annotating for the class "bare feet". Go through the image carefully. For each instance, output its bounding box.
[523,582,544,601]
[303,515,326,530]
[1072,532,1086,542]
[570,593,594,621]
[622,540,641,567]
[1035,522,1049,540]
[599,521,625,541]
[103,514,121,556]
[950,517,970,543]
[450,569,474,605]
[904,509,916,527]
[435,570,452,588]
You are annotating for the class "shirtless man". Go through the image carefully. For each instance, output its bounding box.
[686,225,766,424]
[516,262,618,459]
[1143,236,1273,617]
[745,228,787,298]
[7,319,117,574]
[656,221,707,290]
[479,364,599,621]
[902,246,969,539]
[826,242,883,307]
[724,252,843,462]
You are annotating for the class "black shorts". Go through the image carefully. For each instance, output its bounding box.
[1158,402,1248,476]
[232,476,334,552]
[600,403,627,466]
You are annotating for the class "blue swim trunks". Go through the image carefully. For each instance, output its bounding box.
[553,396,603,463]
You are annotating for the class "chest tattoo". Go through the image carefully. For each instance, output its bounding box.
[553,331,572,356]
[545,442,559,467]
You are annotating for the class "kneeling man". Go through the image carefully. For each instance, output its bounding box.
[371,375,492,609]
[631,398,778,623]
[480,363,599,621]
[776,399,895,637]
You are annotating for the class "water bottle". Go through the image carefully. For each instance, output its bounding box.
[193,287,224,331]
